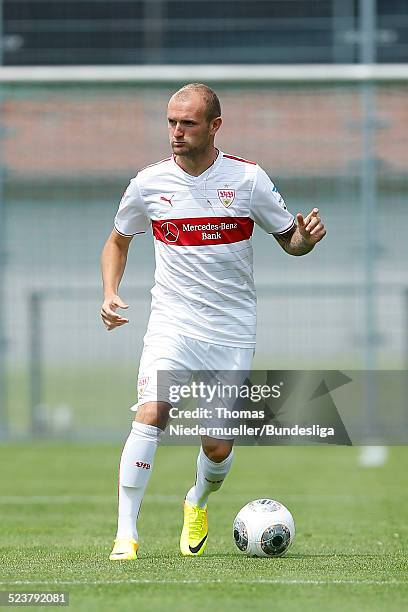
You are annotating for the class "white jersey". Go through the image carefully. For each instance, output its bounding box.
[114,151,294,348]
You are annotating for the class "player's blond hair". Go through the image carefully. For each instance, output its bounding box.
[172,83,221,121]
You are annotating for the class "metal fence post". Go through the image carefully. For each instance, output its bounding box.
[144,0,164,64]
[29,290,44,436]
[359,0,380,447]
[0,0,8,439]
[0,163,6,439]
[332,0,356,63]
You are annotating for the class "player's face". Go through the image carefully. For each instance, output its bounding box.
[167,94,219,158]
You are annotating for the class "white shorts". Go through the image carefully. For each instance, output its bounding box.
[132,331,254,439]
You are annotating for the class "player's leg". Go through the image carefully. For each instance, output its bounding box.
[111,331,195,560]
[180,436,234,557]
[110,401,170,560]
[186,344,252,509]
[186,436,234,507]
[180,341,253,556]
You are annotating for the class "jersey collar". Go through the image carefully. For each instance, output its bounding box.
[172,149,223,181]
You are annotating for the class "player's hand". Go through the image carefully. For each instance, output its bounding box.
[100,294,129,331]
[296,208,326,245]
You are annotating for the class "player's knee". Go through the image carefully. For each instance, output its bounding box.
[134,401,170,430]
[202,440,233,463]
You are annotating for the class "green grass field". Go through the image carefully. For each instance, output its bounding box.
[1,443,408,611]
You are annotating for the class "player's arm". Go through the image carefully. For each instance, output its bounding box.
[100,229,132,331]
[250,166,325,254]
[273,208,326,256]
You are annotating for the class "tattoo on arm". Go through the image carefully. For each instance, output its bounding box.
[273,225,315,256]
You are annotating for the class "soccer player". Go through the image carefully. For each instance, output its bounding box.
[101,83,326,560]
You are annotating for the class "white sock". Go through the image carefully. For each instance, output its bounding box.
[116,421,163,540]
[186,447,234,508]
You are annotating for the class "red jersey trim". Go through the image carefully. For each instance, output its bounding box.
[223,154,257,165]
[139,157,171,172]
[152,216,254,246]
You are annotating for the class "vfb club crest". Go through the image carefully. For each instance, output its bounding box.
[138,375,150,399]
[217,188,235,208]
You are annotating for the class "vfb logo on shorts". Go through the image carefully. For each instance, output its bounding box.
[161,221,179,243]
[217,188,235,208]
[138,375,150,398]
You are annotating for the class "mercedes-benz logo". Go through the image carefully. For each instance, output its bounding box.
[161,221,179,243]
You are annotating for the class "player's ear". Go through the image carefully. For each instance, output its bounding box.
[210,116,222,135]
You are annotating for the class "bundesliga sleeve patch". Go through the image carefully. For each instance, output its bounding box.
[152,216,254,246]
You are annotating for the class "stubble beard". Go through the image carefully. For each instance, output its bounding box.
[171,139,211,160]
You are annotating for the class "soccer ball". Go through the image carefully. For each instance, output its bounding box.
[233,498,295,557]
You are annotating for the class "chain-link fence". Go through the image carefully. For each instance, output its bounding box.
[0,74,406,438]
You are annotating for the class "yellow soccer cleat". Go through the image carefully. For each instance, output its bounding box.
[180,500,208,556]
[109,538,138,561]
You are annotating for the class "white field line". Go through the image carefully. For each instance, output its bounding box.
[0,579,406,586]
[0,493,363,505]
[0,495,127,504]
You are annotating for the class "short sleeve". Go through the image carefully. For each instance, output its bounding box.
[114,176,150,236]
[250,166,295,234]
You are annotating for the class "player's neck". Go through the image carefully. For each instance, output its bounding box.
[174,147,219,177]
